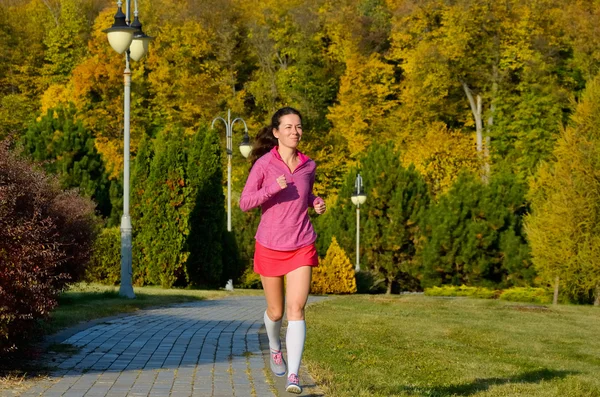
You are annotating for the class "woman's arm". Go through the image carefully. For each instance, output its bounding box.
[307,168,319,207]
[240,164,283,211]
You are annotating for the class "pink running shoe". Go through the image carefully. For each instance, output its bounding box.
[270,349,286,377]
[286,373,302,394]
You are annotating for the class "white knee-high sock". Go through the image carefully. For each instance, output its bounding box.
[286,320,306,376]
[264,311,282,352]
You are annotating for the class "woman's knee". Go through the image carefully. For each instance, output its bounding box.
[266,307,284,322]
[286,302,305,320]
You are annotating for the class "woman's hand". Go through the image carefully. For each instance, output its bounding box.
[314,198,326,215]
[276,175,288,190]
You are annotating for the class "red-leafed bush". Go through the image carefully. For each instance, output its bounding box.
[0,140,99,355]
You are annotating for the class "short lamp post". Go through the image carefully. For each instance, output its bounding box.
[351,173,367,272]
[103,0,153,299]
[212,109,252,232]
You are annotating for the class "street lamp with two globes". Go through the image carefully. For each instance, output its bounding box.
[103,0,153,298]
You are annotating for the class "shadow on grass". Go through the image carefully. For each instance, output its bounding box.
[399,368,577,396]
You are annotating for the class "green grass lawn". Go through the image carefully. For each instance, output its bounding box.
[42,283,264,335]
[304,295,600,397]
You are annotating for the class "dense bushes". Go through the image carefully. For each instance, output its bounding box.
[85,227,120,285]
[425,285,498,299]
[424,285,552,304]
[498,287,553,304]
[0,140,98,354]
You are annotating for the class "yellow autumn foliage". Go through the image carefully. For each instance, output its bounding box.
[403,122,481,198]
[311,237,356,295]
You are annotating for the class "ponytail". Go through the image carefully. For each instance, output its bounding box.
[248,126,278,167]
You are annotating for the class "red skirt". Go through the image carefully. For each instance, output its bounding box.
[254,241,319,277]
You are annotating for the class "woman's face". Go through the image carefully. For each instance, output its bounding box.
[273,114,303,150]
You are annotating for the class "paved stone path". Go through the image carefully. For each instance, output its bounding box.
[15,296,325,397]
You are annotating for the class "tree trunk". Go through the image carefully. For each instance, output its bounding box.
[462,81,487,181]
[553,276,559,305]
[386,279,393,295]
[484,70,498,183]
[594,285,600,306]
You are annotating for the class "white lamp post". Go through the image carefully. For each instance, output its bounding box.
[212,109,251,232]
[103,0,153,299]
[351,173,367,272]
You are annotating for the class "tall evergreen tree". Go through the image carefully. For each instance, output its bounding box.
[131,133,155,285]
[320,143,431,293]
[421,170,532,288]
[136,126,192,287]
[21,105,112,218]
[359,142,429,293]
[186,125,227,287]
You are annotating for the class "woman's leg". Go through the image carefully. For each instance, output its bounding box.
[261,275,287,376]
[261,275,285,349]
[285,266,312,381]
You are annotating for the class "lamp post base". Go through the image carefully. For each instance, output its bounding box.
[120,214,135,299]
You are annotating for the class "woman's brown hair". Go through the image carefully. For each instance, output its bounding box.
[248,107,303,168]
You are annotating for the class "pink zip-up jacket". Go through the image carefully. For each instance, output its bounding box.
[240,147,322,251]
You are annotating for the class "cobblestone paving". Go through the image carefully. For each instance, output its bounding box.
[13,296,325,397]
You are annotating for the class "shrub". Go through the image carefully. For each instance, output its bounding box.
[0,140,98,354]
[311,237,357,294]
[355,270,387,294]
[86,227,121,285]
[236,265,263,289]
[424,285,553,304]
[499,287,552,304]
[424,285,497,299]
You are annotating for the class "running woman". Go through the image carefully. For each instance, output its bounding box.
[240,107,326,394]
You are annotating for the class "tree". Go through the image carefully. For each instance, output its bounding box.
[402,122,480,198]
[21,105,113,218]
[525,76,600,305]
[130,132,154,284]
[0,0,54,139]
[388,0,572,181]
[186,125,233,287]
[421,171,533,289]
[133,126,192,287]
[327,52,400,170]
[358,143,429,293]
[42,0,88,83]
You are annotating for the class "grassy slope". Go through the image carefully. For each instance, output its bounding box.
[304,295,600,397]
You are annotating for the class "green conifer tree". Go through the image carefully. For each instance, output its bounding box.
[138,126,192,287]
[421,171,532,289]
[186,125,226,287]
[130,133,154,285]
[21,105,112,218]
[359,142,429,293]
